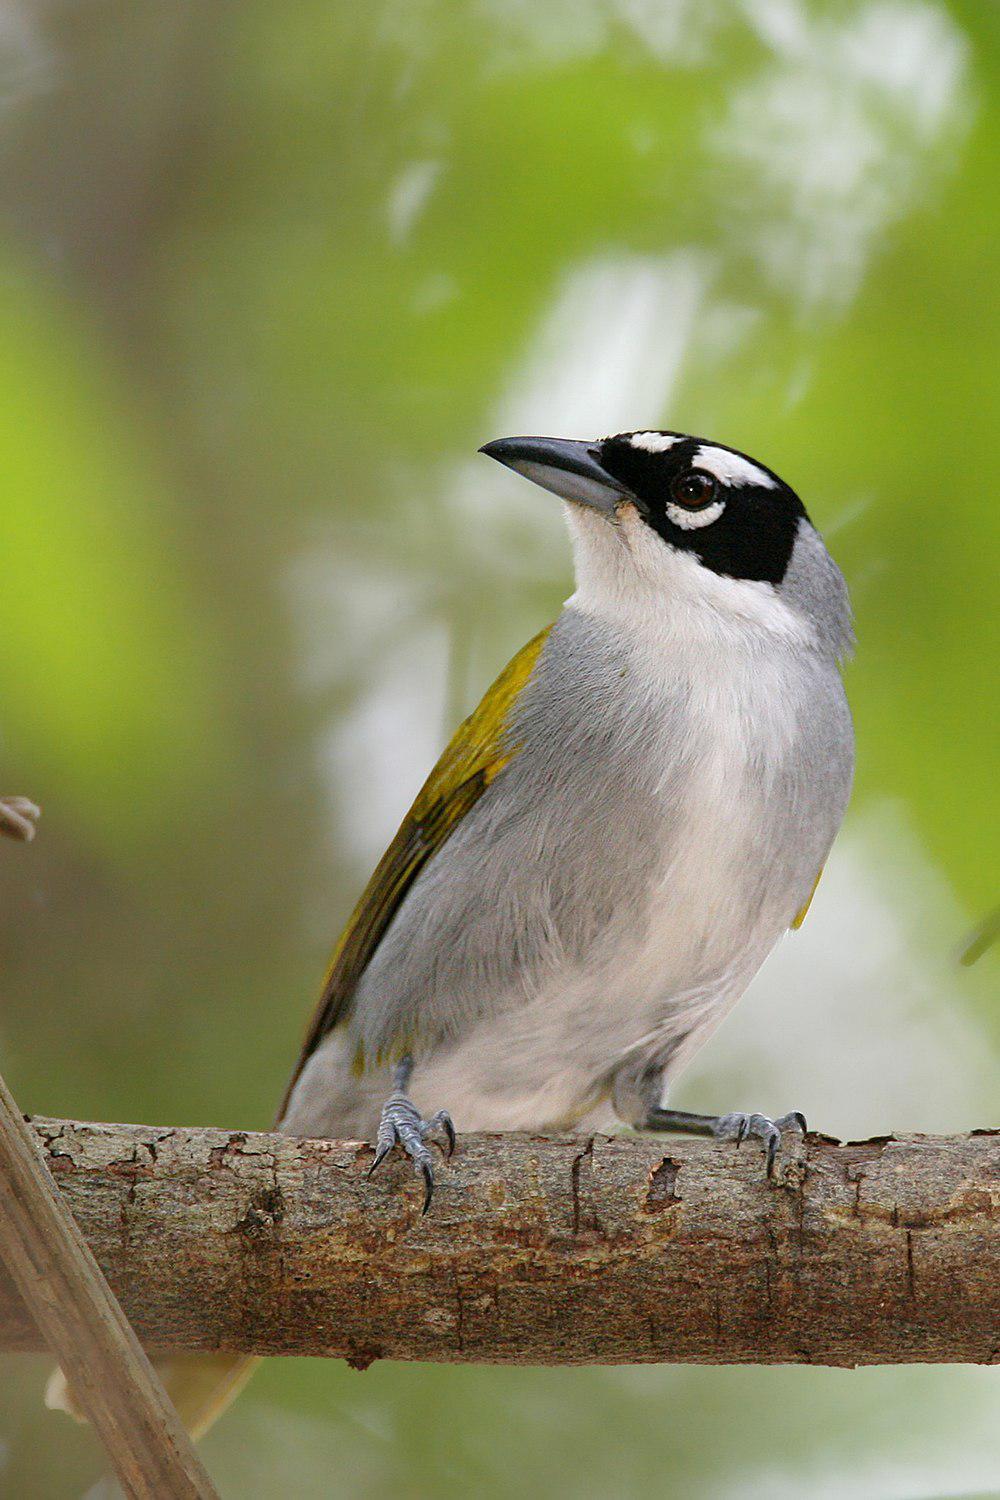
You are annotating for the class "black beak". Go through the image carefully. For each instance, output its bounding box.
[478,436,630,516]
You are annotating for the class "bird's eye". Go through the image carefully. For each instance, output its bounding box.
[664,469,726,531]
[670,471,717,508]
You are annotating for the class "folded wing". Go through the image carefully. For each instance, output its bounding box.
[277,626,551,1119]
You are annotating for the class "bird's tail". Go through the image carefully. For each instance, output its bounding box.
[45,1351,259,1441]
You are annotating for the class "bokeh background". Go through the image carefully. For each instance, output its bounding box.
[0,1,998,1495]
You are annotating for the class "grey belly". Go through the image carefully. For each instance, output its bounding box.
[282,617,853,1138]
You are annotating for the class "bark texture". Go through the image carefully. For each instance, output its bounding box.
[3,1118,998,1368]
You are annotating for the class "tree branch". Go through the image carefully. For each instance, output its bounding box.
[1,1118,997,1368]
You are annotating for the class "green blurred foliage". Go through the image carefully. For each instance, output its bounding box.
[0,255,224,853]
[0,0,997,1495]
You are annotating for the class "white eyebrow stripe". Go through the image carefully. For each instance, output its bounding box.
[693,445,777,489]
[627,431,680,453]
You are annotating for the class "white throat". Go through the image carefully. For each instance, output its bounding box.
[563,503,814,650]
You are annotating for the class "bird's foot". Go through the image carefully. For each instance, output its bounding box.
[368,1091,455,1213]
[713,1110,807,1178]
[640,1106,806,1178]
[0,796,40,842]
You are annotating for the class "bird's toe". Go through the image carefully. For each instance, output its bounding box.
[714,1109,807,1177]
[368,1092,455,1210]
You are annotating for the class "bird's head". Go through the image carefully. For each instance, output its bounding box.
[480,430,851,655]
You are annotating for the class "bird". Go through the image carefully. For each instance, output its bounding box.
[279,428,854,1199]
[46,428,855,1438]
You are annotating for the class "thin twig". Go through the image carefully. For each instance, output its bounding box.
[0,1073,219,1496]
[0,796,40,842]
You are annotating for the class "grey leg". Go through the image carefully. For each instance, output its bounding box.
[642,1106,807,1178]
[369,1057,455,1212]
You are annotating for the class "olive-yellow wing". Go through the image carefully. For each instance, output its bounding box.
[277,625,551,1118]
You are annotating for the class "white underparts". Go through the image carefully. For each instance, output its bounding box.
[693,445,776,489]
[563,504,816,647]
[665,497,726,530]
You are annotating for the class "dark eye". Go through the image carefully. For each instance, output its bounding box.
[670,471,717,509]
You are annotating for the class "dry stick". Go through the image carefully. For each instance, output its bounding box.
[1,796,217,1493]
[0,796,41,842]
[3,1118,999,1367]
[0,1074,220,1497]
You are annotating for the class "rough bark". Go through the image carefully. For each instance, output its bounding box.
[2,1118,998,1368]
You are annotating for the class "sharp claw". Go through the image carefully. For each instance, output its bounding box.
[368,1094,454,1210]
[441,1113,456,1157]
[715,1109,807,1177]
[368,1142,394,1177]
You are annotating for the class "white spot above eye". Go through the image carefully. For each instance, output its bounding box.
[665,498,726,530]
[693,445,776,489]
[626,431,680,453]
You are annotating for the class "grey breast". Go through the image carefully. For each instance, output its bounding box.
[347,608,690,1063]
[308,508,856,1114]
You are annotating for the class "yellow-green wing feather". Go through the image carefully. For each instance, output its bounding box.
[791,866,823,930]
[278,626,552,1116]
